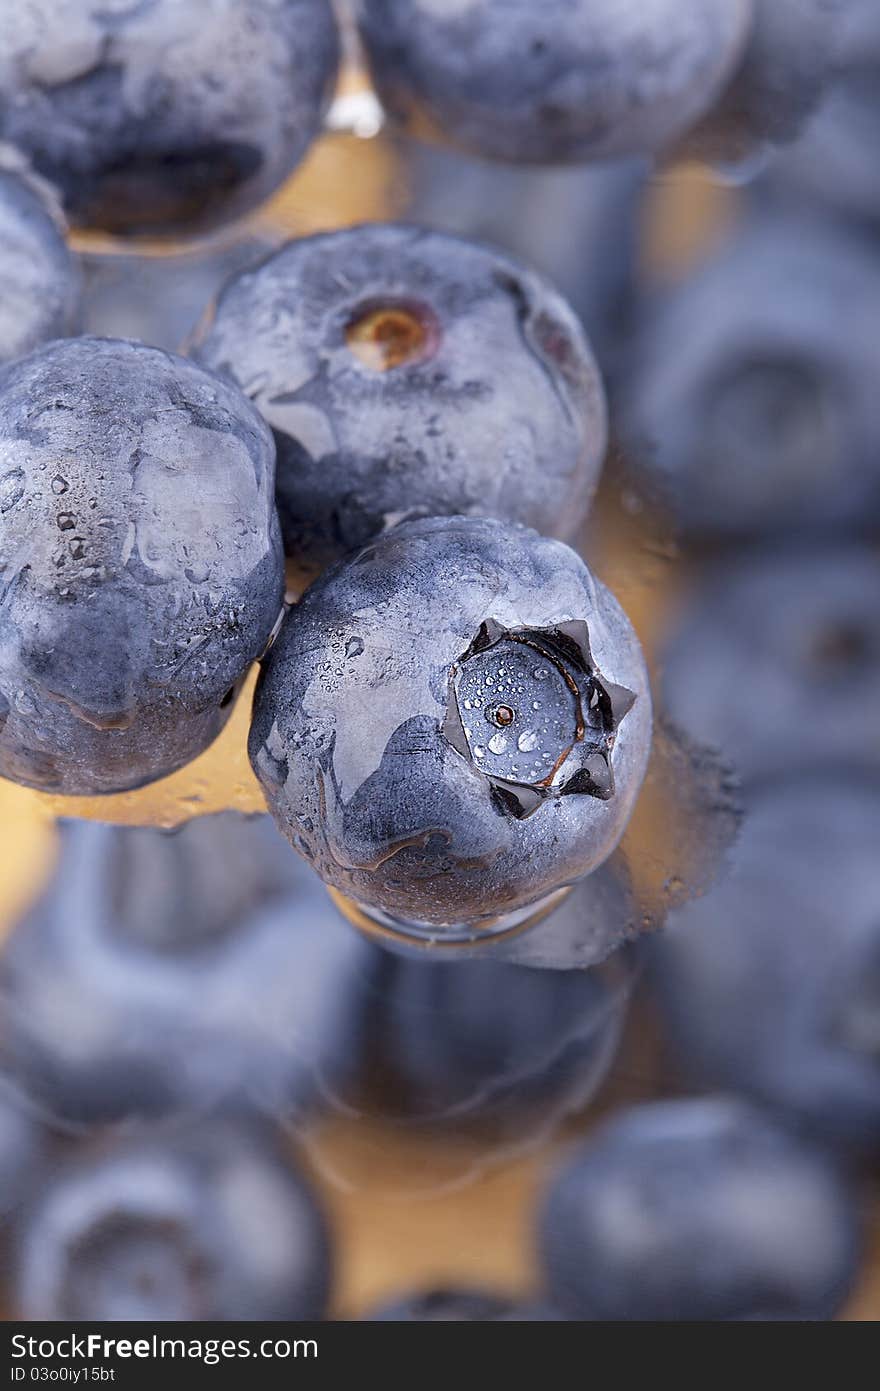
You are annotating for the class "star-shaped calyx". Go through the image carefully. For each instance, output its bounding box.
[443,619,636,820]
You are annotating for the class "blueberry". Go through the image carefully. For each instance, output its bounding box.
[0,157,80,364]
[662,548,880,787]
[0,336,283,794]
[650,777,880,1151]
[366,1288,562,1321]
[683,0,845,164]
[14,1118,331,1321]
[755,4,880,227]
[366,948,630,1125]
[193,223,607,576]
[249,516,652,931]
[0,813,376,1124]
[620,212,880,537]
[355,0,751,164]
[539,1098,861,1321]
[0,0,339,236]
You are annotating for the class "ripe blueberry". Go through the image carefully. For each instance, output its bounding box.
[366,1288,562,1321]
[356,0,751,164]
[0,157,80,364]
[621,212,880,537]
[193,223,607,577]
[0,814,376,1124]
[249,516,651,931]
[0,337,283,794]
[650,777,880,1152]
[14,1118,331,1321]
[662,548,880,787]
[0,0,340,235]
[539,1097,861,1321]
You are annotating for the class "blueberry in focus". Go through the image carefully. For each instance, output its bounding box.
[662,548,880,788]
[650,777,880,1152]
[0,814,375,1125]
[620,212,880,537]
[193,223,607,576]
[0,158,80,364]
[13,1118,331,1321]
[366,949,629,1125]
[0,336,283,795]
[249,516,652,930]
[0,0,340,236]
[355,0,751,164]
[539,1098,861,1321]
[683,0,845,164]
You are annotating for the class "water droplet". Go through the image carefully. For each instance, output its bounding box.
[51,476,69,495]
[533,666,549,680]
[518,730,539,752]
[473,746,486,759]
[532,701,540,710]
[488,732,508,755]
[56,512,76,531]
[345,636,364,659]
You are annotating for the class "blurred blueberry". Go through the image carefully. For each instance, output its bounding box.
[0,336,283,794]
[754,2,880,226]
[0,1083,47,1218]
[651,777,880,1151]
[0,0,339,236]
[366,1288,563,1321]
[14,1117,331,1321]
[662,547,880,787]
[366,946,631,1125]
[193,222,607,576]
[0,813,376,1125]
[539,1097,862,1321]
[683,0,845,165]
[356,0,750,164]
[402,145,647,368]
[250,516,652,931]
[0,156,80,363]
[620,212,880,537]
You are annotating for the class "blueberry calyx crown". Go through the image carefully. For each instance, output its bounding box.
[443,618,635,820]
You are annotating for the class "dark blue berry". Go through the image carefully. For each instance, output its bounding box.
[194,223,607,577]
[0,813,376,1124]
[14,1118,331,1321]
[356,0,750,164]
[249,516,651,931]
[366,1288,563,1321]
[0,0,339,235]
[651,777,880,1151]
[539,1098,861,1321]
[621,212,880,536]
[662,548,880,787]
[0,337,283,794]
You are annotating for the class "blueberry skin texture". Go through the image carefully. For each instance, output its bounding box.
[662,548,880,788]
[650,778,880,1153]
[620,213,880,537]
[539,1098,861,1322]
[367,950,628,1124]
[249,516,652,928]
[0,813,376,1125]
[14,1119,331,1321]
[0,336,283,795]
[684,0,845,163]
[194,223,607,575]
[355,0,751,164]
[0,161,81,364]
[0,0,339,236]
